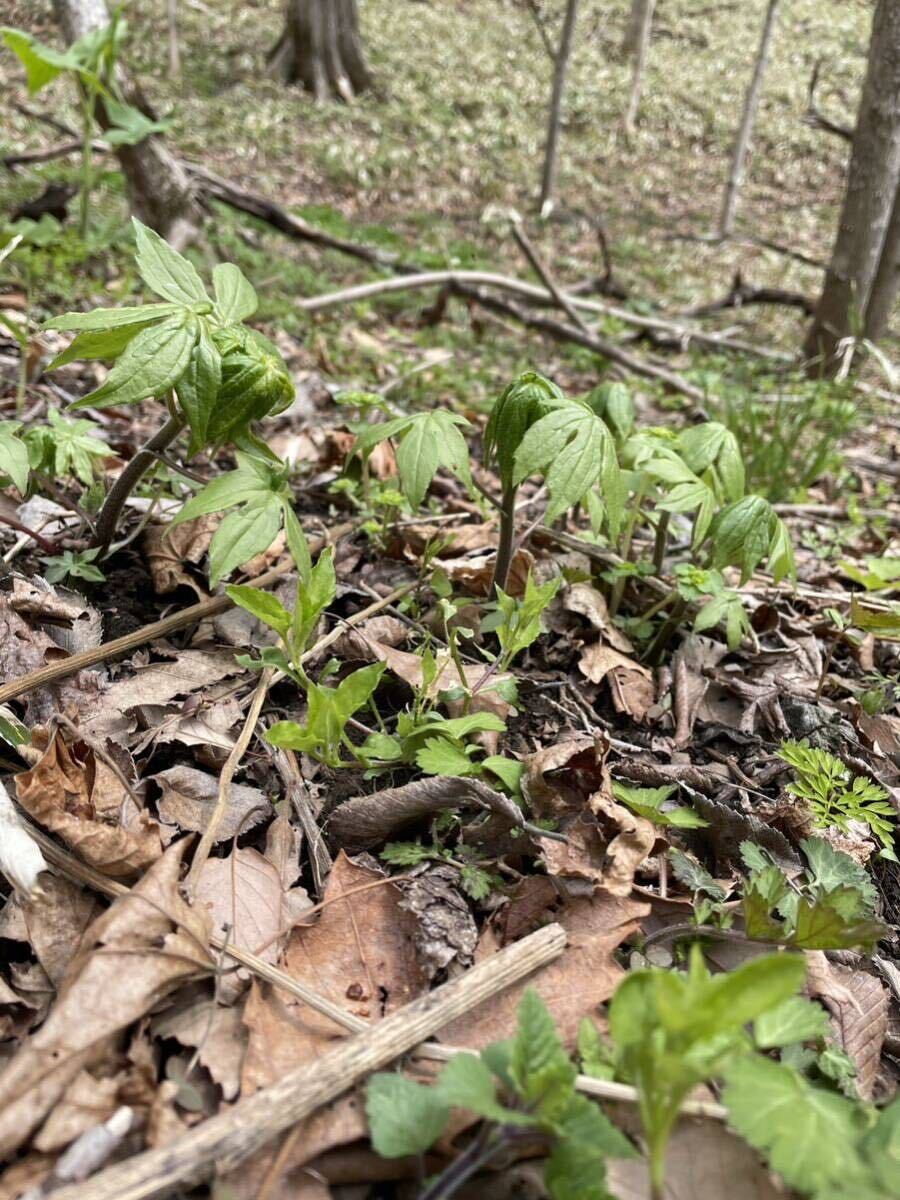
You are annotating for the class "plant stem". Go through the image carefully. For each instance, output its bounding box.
[79,89,96,240]
[93,411,185,553]
[644,597,688,665]
[641,587,678,624]
[610,476,646,617]
[418,1125,501,1200]
[0,513,58,554]
[652,510,670,573]
[491,482,518,597]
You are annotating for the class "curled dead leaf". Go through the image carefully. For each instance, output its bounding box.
[564,582,634,653]
[143,515,217,597]
[578,643,655,722]
[153,766,268,843]
[14,732,162,878]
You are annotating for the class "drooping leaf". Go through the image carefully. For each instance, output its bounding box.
[225,585,292,642]
[208,495,282,586]
[513,401,620,522]
[176,321,222,452]
[133,218,209,306]
[71,315,197,410]
[485,370,566,491]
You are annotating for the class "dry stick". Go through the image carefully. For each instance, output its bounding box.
[539,0,580,215]
[25,821,727,1123]
[50,925,567,1200]
[187,667,274,889]
[719,0,781,237]
[0,522,355,707]
[511,219,589,332]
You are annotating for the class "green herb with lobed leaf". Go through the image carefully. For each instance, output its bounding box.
[366,988,635,1200]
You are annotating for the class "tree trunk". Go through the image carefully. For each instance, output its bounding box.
[719,0,781,238]
[620,0,644,59]
[272,0,372,101]
[804,0,900,372]
[622,0,656,135]
[53,0,200,248]
[538,0,580,216]
[863,181,900,346]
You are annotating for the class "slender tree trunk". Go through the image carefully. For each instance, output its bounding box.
[539,0,580,216]
[804,0,900,373]
[53,0,200,248]
[719,0,781,238]
[621,0,644,59]
[622,0,656,135]
[271,0,372,101]
[864,182,900,345]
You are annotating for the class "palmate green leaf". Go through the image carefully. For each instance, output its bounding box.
[787,890,885,951]
[0,422,29,493]
[172,454,280,526]
[710,495,794,584]
[40,410,109,485]
[47,324,147,371]
[45,302,180,334]
[176,321,222,452]
[801,837,878,912]
[753,995,830,1049]
[394,411,471,509]
[213,262,258,323]
[513,401,620,522]
[365,1073,449,1158]
[71,315,197,410]
[133,218,209,305]
[722,1056,868,1194]
[208,495,282,586]
[677,421,745,503]
[668,847,728,901]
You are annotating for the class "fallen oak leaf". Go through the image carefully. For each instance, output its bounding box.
[0,839,212,1158]
[14,731,162,879]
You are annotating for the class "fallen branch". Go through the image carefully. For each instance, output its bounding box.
[51,923,567,1200]
[682,272,815,318]
[803,58,853,143]
[0,522,355,707]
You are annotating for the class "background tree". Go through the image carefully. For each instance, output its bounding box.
[538,0,580,216]
[52,0,199,247]
[270,0,372,101]
[622,0,656,136]
[803,0,900,373]
[719,0,781,238]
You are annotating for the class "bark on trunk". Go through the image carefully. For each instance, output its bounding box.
[538,0,580,215]
[620,0,644,59]
[719,0,781,238]
[804,0,900,372]
[53,0,200,248]
[622,0,656,135]
[863,181,900,346]
[271,0,372,101]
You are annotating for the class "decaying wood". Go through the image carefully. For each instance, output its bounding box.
[683,273,815,318]
[50,923,567,1200]
[0,523,354,707]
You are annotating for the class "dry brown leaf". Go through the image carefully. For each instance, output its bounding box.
[327,776,523,853]
[32,1070,119,1153]
[21,875,101,986]
[193,847,311,974]
[9,576,103,658]
[525,736,656,894]
[142,516,217,597]
[152,999,247,1101]
[264,813,303,888]
[607,1118,785,1199]
[579,643,655,721]
[442,891,648,1048]
[134,693,243,755]
[808,959,888,1100]
[564,582,634,653]
[333,615,409,659]
[14,732,162,879]
[0,840,211,1158]
[399,522,499,557]
[82,649,246,743]
[238,852,429,1171]
[0,591,102,724]
[153,766,269,842]
[436,547,534,597]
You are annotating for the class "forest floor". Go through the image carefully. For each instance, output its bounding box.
[1,2,900,1199]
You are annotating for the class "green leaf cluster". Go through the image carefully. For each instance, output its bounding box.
[611,781,708,829]
[44,220,293,461]
[482,572,562,669]
[366,988,634,1200]
[353,409,472,509]
[778,739,896,859]
[741,835,885,950]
